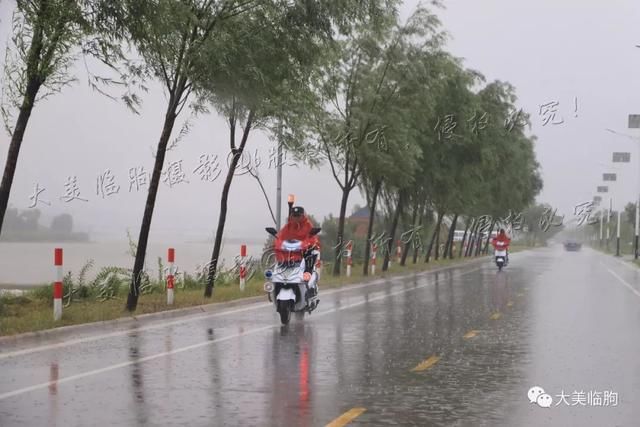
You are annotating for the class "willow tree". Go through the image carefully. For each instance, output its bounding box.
[312,4,443,276]
[195,2,347,297]
[473,81,542,254]
[111,0,268,311]
[404,53,483,262]
[0,0,112,237]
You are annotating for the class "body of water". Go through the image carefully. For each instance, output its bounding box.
[0,240,265,287]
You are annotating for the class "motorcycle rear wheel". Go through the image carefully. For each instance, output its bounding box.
[277,300,292,325]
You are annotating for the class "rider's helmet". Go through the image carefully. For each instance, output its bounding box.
[499,228,506,236]
[290,206,305,224]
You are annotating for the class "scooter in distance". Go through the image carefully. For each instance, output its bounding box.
[493,240,509,271]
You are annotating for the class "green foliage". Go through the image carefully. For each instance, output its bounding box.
[625,202,636,225]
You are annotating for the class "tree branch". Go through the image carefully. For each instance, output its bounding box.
[248,168,277,226]
[321,136,344,190]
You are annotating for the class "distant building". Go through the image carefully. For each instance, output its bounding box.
[349,206,370,238]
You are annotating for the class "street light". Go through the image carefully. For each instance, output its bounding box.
[608,125,640,258]
[602,161,631,256]
[596,185,611,250]
[628,117,640,258]
[597,196,604,247]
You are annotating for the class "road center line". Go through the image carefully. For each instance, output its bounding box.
[0,267,481,401]
[325,407,366,427]
[463,330,478,339]
[411,355,440,372]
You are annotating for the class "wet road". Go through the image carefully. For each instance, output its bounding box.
[1,245,639,426]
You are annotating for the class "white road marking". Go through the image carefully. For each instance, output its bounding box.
[0,267,481,401]
[603,265,640,299]
[0,262,483,359]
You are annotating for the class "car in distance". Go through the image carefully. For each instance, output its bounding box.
[563,240,582,251]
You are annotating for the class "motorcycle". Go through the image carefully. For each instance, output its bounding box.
[493,240,509,271]
[263,227,321,325]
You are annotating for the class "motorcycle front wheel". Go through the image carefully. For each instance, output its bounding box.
[295,311,305,320]
[277,300,292,325]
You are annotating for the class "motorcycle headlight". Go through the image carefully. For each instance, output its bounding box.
[263,282,274,292]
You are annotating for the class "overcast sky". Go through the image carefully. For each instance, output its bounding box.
[1,0,639,242]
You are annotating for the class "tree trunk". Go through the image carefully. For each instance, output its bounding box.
[483,220,496,254]
[445,213,459,259]
[465,220,478,257]
[383,193,404,271]
[362,180,381,276]
[434,217,441,261]
[204,111,255,297]
[401,200,419,266]
[459,217,472,258]
[127,98,179,311]
[474,222,485,256]
[425,211,442,263]
[442,215,452,259]
[333,186,351,276]
[0,78,42,237]
[413,202,428,264]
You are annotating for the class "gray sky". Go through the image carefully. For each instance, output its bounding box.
[1,0,640,242]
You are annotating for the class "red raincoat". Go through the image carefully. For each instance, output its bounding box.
[274,215,320,263]
[491,233,511,251]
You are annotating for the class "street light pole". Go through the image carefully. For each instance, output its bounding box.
[636,140,640,258]
[276,142,283,230]
[600,207,603,247]
[606,197,611,251]
[635,197,639,259]
[616,209,621,256]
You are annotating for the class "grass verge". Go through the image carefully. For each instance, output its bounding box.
[0,244,535,336]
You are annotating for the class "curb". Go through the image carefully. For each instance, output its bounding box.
[0,295,267,345]
[0,252,510,344]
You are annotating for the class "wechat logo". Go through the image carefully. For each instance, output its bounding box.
[528,386,553,408]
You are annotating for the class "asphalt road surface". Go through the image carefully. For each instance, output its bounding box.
[1,245,639,426]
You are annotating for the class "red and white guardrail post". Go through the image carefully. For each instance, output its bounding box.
[167,248,175,305]
[346,241,353,277]
[239,244,247,291]
[396,240,402,264]
[54,248,63,321]
[371,243,377,275]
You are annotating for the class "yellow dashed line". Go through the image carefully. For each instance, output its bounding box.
[463,330,479,339]
[507,301,514,307]
[490,312,502,320]
[326,408,367,427]
[411,355,440,372]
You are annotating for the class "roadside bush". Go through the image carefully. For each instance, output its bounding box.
[90,266,130,301]
[180,272,204,290]
[0,293,33,314]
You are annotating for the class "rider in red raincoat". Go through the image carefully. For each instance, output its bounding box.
[491,229,511,264]
[274,206,320,272]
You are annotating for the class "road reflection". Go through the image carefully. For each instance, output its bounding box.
[128,331,149,425]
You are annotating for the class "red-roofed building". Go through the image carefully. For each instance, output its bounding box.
[349,206,370,238]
